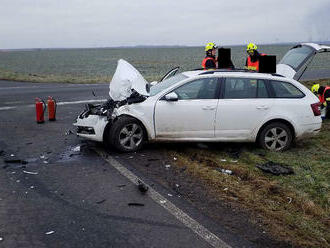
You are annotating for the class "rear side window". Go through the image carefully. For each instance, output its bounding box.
[269,80,305,98]
[223,78,268,99]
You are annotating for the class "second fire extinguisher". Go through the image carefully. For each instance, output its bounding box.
[47,96,57,121]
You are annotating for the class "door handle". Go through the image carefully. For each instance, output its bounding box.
[256,105,269,110]
[202,106,216,110]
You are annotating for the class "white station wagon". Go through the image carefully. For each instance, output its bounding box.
[74,43,328,152]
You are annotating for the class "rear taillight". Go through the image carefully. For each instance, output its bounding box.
[311,102,321,116]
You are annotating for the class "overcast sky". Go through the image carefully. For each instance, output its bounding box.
[0,0,329,49]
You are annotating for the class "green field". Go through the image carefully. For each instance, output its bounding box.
[2,44,328,83]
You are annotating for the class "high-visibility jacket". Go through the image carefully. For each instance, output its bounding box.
[246,53,265,71]
[202,56,216,69]
[319,86,330,104]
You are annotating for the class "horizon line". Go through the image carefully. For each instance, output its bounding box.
[1,40,329,51]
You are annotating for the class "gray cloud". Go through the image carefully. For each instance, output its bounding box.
[0,0,328,49]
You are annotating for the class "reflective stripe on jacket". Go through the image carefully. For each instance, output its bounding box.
[319,86,330,103]
[246,53,265,71]
[202,57,216,69]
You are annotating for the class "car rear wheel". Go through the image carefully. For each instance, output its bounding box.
[109,117,145,152]
[258,122,293,151]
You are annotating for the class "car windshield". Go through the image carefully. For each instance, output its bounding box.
[150,73,188,96]
[279,45,314,71]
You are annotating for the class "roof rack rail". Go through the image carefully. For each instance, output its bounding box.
[197,69,284,77]
[198,68,258,75]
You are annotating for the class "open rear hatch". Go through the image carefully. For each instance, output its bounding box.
[276,43,330,80]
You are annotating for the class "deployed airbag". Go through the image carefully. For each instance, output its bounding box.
[109,59,149,101]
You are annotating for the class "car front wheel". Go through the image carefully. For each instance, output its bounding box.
[258,122,293,151]
[109,117,145,152]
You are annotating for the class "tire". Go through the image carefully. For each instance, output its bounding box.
[258,122,293,151]
[108,116,146,152]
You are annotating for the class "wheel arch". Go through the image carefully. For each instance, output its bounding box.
[103,114,149,143]
[256,118,296,142]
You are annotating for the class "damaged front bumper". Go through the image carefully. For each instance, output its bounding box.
[74,114,108,142]
[73,101,114,142]
[73,94,147,142]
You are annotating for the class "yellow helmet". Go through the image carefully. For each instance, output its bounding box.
[311,84,320,94]
[247,43,258,52]
[205,42,217,51]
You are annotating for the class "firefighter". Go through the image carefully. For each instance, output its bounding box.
[202,42,217,69]
[245,43,265,72]
[311,83,330,119]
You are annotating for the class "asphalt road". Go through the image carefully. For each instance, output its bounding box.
[0,81,281,248]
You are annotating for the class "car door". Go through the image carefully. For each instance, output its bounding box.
[160,67,180,82]
[215,77,274,140]
[154,77,220,139]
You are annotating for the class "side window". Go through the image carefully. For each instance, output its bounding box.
[269,80,305,98]
[173,78,218,100]
[224,78,268,99]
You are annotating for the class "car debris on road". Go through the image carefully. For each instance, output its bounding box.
[23,170,38,175]
[128,202,145,207]
[215,168,233,175]
[256,161,294,176]
[137,180,149,194]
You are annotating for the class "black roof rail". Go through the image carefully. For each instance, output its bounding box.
[270,73,284,77]
[196,68,284,77]
[198,68,258,75]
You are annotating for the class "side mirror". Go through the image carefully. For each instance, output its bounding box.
[164,92,178,101]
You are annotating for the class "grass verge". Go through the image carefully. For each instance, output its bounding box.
[166,120,329,248]
[0,69,158,84]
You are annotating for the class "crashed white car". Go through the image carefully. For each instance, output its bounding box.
[74,43,328,152]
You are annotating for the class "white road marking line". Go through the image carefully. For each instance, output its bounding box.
[95,149,232,248]
[0,99,107,111]
[0,106,16,111]
[0,84,106,90]
[4,101,23,105]
[56,99,107,106]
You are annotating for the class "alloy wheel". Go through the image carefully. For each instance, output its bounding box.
[264,127,289,151]
[119,123,143,150]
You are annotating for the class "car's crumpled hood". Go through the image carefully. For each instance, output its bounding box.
[109,59,149,101]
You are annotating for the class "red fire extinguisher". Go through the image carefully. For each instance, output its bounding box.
[35,98,46,124]
[47,96,57,121]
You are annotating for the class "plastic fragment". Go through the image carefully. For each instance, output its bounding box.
[128,202,144,207]
[165,164,171,169]
[72,146,80,152]
[160,200,167,204]
[215,168,233,175]
[65,130,73,135]
[96,199,106,204]
[45,231,55,235]
[23,170,38,175]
